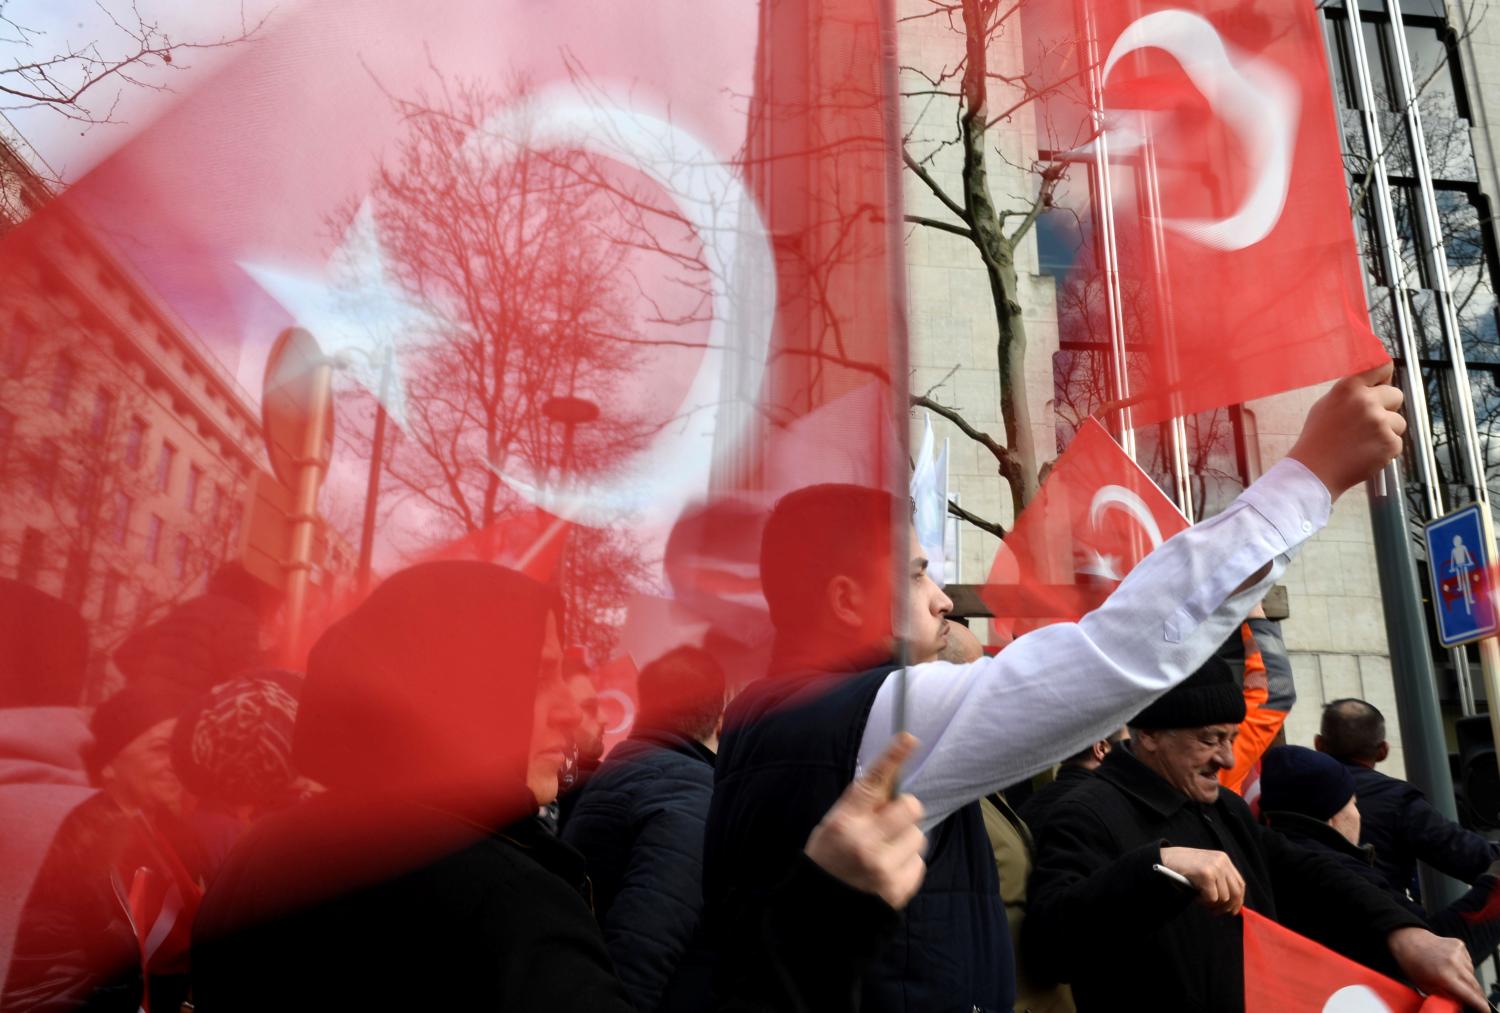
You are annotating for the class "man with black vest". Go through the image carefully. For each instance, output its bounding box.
[702,367,1414,1012]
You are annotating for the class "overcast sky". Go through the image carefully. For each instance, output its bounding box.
[1,0,286,179]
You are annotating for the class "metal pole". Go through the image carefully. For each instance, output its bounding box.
[282,358,334,665]
[355,349,393,594]
[1369,460,1466,911]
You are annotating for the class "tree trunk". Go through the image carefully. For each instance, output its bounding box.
[959,0,1040,510]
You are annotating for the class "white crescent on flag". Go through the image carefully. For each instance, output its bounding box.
[476,86,777,527]
[1100,9,1300,251]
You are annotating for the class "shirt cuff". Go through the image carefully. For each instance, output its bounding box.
[1235,457,1333,553]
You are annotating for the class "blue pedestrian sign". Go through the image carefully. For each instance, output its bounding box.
[1424,504,1499,647]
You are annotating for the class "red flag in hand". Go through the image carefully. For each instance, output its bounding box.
[1243,909,1460,1012]
[1028,0,1388,424]
[981,419,1187,628]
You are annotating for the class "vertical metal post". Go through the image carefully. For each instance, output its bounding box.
[1369,461,1466,910]
[283,358,333,664]
[356,348,393,594]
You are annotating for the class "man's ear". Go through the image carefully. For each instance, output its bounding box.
[1092,740,1110,764]
[1375,741,1389,764]
[826,574,866,630]
[1314,734,1325,754]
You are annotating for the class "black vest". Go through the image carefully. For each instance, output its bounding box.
[703,664,1013,1013]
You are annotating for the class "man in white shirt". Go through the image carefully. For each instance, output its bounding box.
[704,365,1484,1010]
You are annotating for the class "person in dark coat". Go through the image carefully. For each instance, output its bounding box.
[1260,745,1500,963]
[1018,734,1117,838]
[563,645,725,1012]
[191,561,932,1013]
[1024,659,1486,1012]
[5,686,206,1013]
[1316,698,1500,896]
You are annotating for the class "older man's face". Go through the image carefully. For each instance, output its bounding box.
[1136,723,1238,804]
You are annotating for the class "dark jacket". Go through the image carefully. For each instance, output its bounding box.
[1265,808,1500,963]
[4,792,206,1013]
[705,664,1011,1013]
[1025,746,1425,1012]
[1018,765,1094,838]
[1346,761,1500,896]
[193,799,900,1013]
[563,728,717,1012]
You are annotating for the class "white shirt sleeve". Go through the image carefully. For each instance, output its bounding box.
[858,456,1333,831]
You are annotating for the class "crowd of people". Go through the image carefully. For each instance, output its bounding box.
[3,366,1499,1011]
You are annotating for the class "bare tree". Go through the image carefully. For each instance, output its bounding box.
[902,0,1091,535]
[0,1,266,221]
[333,76,676,658]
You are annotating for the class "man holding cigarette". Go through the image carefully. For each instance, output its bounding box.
[1023,658,1486,1011]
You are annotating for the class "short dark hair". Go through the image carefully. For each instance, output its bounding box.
[1320,698,1386,763]
[1062,728,1124,766]
[637,646,726,741]
[759,484,899,637]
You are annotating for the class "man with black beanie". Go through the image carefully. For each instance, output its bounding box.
[1023,659,1485,1011]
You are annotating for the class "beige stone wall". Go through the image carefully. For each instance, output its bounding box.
[899,0,1058,602]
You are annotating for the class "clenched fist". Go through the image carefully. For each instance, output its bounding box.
[1158,846,1246,916]
[1289,362,1406,500]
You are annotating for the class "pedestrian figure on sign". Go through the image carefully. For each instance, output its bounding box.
[1451,534,1477,614]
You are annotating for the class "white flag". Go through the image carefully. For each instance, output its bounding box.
[910,414,946,587]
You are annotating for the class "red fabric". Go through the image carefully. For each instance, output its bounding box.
[981,419,1187,628]
[1026,0,1388,424]
[1242,909,1460,1012]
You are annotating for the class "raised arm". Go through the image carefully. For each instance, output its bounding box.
[861,366,1404,831]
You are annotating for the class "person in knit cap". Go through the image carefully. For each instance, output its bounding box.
[1024,658,1482,1011]
[171,670,308,875]
[1261,744,1500,966]
[4,685,206,1013]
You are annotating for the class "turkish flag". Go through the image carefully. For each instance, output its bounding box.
[981,418,1187,627]
[1028,0,1388,425]
[1242,910,1461,1012]
[0,0,907,874]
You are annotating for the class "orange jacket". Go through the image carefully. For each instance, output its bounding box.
[1220,620,1292,797]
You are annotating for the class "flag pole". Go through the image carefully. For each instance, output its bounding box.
[1367,461,1466,912]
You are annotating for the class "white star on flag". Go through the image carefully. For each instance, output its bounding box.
[240,202,437,429]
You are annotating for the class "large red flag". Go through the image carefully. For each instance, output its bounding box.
[1242,910,1461,1012]
[981,418,1187,627]
[0,2,908,1003]
[1028,0,1387,425]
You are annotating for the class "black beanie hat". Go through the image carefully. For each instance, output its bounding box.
[1259,745,1356,821]
[1131,656,1246,730]
[88,686,189,781]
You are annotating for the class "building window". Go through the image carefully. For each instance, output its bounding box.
[125,417,147,469]
[32,439,58,500]
[99,571,123,626]
[186,464,203,511]
[112,492,133,546]
[17,528,43,585]
[156,441,176,494]
[174,533,190,579]
[49,356,77,413]
[62,548,88,608]
[0,409,13,466]
[211,483,225,522]
[145,515,164,564]
[89,388,114,441]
